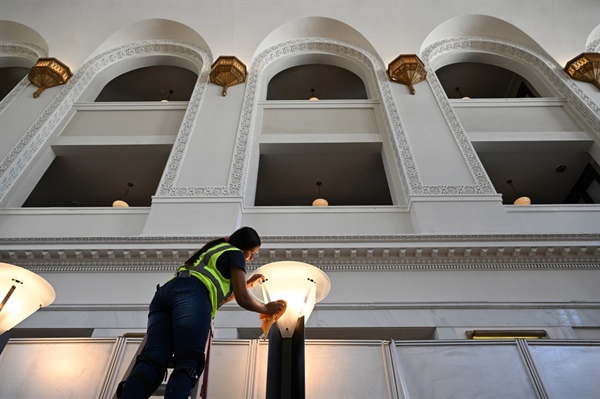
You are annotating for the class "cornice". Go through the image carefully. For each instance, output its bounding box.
[1,234,597,272]
[40,301,600,312]
[1,233,596,245]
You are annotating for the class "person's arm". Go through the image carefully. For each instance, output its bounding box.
[222,273,265,304]
[230,268,285,314]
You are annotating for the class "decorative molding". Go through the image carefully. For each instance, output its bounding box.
[587,39,600,52]
[15,260,600,274]
[1,233,596,245]
[1,234,597,272]
[0,41,47,114]
[37,302,600,312]
[0,40,210,202]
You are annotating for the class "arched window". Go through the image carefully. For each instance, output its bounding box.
[436,62,539,99]
[250,55,398,207]
[23,62,198,207]
[266,64,368,100]
[95,65,197,102]
[434,58,595,205]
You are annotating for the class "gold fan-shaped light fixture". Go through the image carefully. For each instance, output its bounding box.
[28,57,72,98]
[564,52,600,90]
[209,56,247,96]
[388,54,427,95]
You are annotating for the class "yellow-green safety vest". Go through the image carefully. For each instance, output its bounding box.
[176,242,241,318]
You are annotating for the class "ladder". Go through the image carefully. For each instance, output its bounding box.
[113,333,212,399]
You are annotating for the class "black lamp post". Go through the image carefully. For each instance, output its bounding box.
[249,261,331,399]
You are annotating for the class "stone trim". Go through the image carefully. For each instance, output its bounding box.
[2,234,597,271]
[1,232,596,245]
[43,301,599,312]
[16,260,600,273]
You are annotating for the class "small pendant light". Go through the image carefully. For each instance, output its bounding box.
[506,179,530,205]
[309,88,319,101]
[161,90,173,103]
[312,181,328,206]
[113,182,133,208]
[455,87,470,99]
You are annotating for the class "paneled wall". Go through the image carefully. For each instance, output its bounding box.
[1,338,598,399]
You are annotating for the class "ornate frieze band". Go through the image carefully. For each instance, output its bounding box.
[2,234,598,272]
[0,40,211,202]
[16,260,600,274]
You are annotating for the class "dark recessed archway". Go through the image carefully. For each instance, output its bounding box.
[95,65,197,102]
[267,64,368,100]
[0,66,30,100]
[436,62,539,99]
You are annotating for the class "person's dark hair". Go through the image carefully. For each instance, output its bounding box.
[184,226,261,267]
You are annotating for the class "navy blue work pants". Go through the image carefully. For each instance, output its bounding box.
[120,276,212,399]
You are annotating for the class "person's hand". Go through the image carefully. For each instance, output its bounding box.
[264,299,287,315]
[246,273,264,288]
[260,300,287,339]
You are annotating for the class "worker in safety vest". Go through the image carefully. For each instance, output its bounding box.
[119,226,287,399]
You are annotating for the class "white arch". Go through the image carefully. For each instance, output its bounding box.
[421,36,600,142]
[0,40,212,203]
[421,14,547,57]
[258,52,375,100]
[86,18,212,65]
[255,16,379,61]
[230,36,500,202]
[76,54,202,102]
[0,20,48,54]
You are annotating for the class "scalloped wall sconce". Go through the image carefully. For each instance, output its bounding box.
[209,56,247,96]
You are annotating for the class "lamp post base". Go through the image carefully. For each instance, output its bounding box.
[266,317,306,399]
